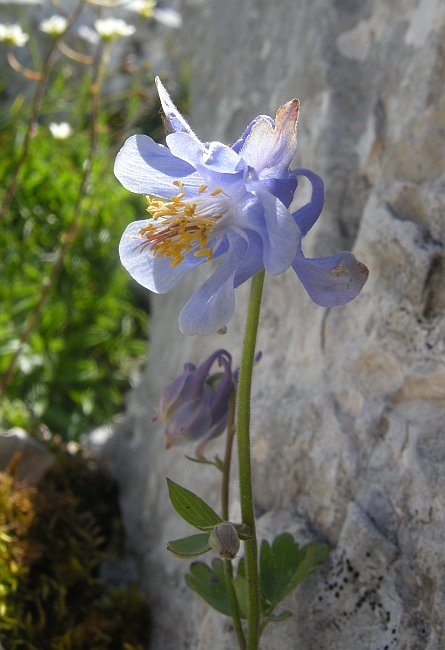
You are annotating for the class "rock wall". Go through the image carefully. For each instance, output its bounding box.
[103,0,445,647]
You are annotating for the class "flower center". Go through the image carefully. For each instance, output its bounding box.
[137,181,232,267]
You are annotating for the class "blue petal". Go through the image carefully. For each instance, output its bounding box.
[155,76,198,138]
[254,189,300,275]
[292,246,369,307]
[119,220,205,293]
[114,134,199,198]
[179,235,248,336]
[292,168,324,237]
[247,171,298,209]
[166,132,244,179]
[234,231,263,288]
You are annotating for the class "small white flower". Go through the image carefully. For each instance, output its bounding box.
[78,25,100,45]
[94,18,136,40]
[122,1,182,27]
[40,16,68,36]
[49,122,73,139]
[0,23,29,47]
[152,7,182,28]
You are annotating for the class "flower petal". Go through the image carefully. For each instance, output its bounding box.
[119,220,204,293]
[166,132,244,179]
[292,168,324,236]
[114,134,198,197]
[239,99,300,178]
[248,172,298,209]
[155,76,197,138]
[292,246,369,307]
[179,235,248,335]
[233,231,264,288]
[254,189,300,275]
[231,115,274,154]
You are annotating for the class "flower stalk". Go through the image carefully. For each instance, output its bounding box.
[221,390,246,650]
[237,269,265,650]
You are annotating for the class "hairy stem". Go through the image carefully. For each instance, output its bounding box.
[221,390,246,650]
[237,270,265,650]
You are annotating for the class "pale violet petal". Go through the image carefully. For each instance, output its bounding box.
[166,132,244,178]
[231,115,274,154]
[233,231,263,288]
[119,220,204,293]
[253,189,300,275]
[292,168,324,236]
[114,134,198,197]
[155,76,197,137]
[239,99,300,178]
[292,247,369,307]
[179,236,248,336]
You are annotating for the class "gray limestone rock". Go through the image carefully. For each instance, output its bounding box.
[102,0,445,647]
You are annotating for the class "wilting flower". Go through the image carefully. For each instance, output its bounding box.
[0,24,29,47]
[156,349,233,459]
[49,122,73,139]
[40,16,68,36]
[94,18,136,41]
[115,78,368,336]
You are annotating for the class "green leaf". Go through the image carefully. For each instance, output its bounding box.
[260,534,328,609]
[185,559,232,617]
[185,558,248,619]
[262,610,292,622]
[166,533,211,559]
[166,478,222,530]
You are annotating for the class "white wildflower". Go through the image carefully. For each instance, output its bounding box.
[49,122,73,139]
[40,16,68,36]
[152,7,182,28]
[94,18,136,40]
[0,24,29,47]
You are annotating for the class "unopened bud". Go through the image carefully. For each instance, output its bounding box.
[209,522,240,560]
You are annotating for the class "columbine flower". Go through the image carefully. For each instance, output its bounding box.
[94,18,136,41]
[40,16,68,36]
[156,349,233,459]
[0,24,29,47]
[115,78,369,336]
[49,122,73,139]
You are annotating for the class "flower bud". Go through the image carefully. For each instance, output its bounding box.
[209,522,240,560]
[157,350,234,460]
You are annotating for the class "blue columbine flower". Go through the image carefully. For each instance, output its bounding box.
[115,78,368,336]
[155,349,233,459]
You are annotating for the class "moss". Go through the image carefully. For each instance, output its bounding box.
[0,450,149,650]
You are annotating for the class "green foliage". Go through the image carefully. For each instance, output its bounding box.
[166,478,223,530]
[166,533,211,559]
[184,534,328,626]
[0,69,152,440]
[0,450,149,649]
[259,534,328,611]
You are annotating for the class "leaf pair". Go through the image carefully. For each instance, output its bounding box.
[185,533,328,623]
[165,478,222,559]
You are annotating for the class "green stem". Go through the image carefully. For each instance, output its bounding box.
[237,270,265,650]
[221,390,246,650]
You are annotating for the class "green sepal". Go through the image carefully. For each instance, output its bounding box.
[185,558,247,619]
[165,533,211,559]
[166,478,222,530]
[260,534,328,609]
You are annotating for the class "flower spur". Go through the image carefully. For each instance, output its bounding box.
[115,78,368,336]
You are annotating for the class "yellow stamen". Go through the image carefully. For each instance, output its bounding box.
[136,182,229,267]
